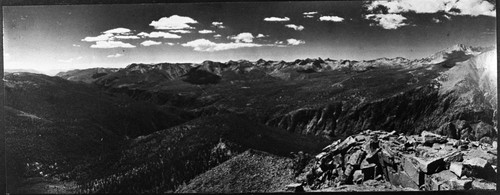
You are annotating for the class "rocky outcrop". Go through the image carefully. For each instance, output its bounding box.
[294,130,497,191]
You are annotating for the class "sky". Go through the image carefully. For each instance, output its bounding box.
[3,0,497,75]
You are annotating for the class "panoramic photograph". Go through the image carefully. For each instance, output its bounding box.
[3,0,498,193]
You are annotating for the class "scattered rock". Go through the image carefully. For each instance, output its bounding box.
[426,170,458,191]
[346,150,366,167]
[462,157,496,181]
[353,170,364,184]
[452,179,473,190]
[306,129,497,191]
[360,163,377,181]
[471,179,496,190]
[286,183,304,192]
[421,131,448,146]
[449,162,463,177]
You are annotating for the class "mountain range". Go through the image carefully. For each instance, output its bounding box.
[4,44,497,193]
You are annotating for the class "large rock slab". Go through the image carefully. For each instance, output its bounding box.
[402,155,425,186]
[404,155,445,174]
[392,171,420,190]
[425,170,458,191]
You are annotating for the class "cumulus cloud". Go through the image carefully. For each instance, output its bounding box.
[169,30,191,34]
[365,14,408,29]
[114,35,140,39]
[303,12,318,18]
[107,53,123,58]
[103,27,131,34]
[138,31,181,39]
[90,41,136,48]
[303,11,318,15]
[264,16,290,22]
[256,34,268,38]
[286,39,305,46]
[81,27,139,47]
[150,15,198,30]
[58,56,83,63]
[182,39,263,52]
[285,24,305,31]
[365,0,495,17]
[140,40,162,46]
[214,34,222,38]
[199,29,215,34]
[165,42,175,46]
[82,34,114,42]
[212,21,226,28]
[319,16,345,22]
[228,32,254,43]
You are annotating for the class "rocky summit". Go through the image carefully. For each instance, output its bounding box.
[293,129,497,192]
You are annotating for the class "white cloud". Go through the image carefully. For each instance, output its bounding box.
[137,32,149,37]
[263,17,290,22]
[285,24,305,31]
[58,56,83,63]
[90,41,136,48]
[212,21,226,28]
[107,53,124,58]
[214,34,222,38]
[452,0,496,17]
[256,34,268,38]
[138,31,181,39]
[182,39,263,52]
[199,29,215,34]
[169,29,191,34]
[365,14,408,29]
[319,16,345,22]
[304,15,315,18]
[114,35,140,39]
[228,32,254,43]
[165,42,175,46]
[303,11,318,15]
[81,34,114,42]
[150,15,198,30]
[103,27,131,34]
[72,44,81,47]
[286,39,305,46]
[140,40,162,46]
[365,0,495,17]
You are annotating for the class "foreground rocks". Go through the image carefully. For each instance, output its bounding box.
[292,130,497,191]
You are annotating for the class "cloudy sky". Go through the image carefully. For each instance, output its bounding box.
[3,0,496,74]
